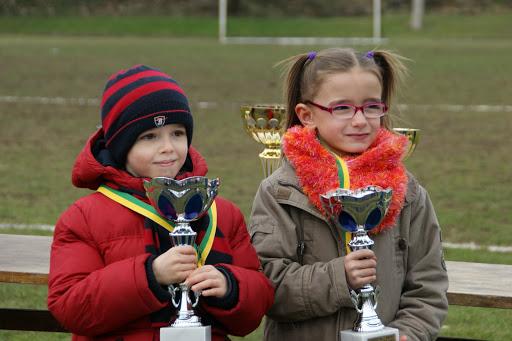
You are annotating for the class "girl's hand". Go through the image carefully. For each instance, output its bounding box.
[400,335,407,341]
[344,249,377,289]
[185,265,228,298]
[152,245,197,285]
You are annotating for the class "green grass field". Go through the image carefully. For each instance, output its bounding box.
[1,11,512,340]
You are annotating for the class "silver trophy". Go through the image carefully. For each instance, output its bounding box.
[144,176,220,341]
[321,186,399,341]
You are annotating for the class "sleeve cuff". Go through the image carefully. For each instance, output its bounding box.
[145,255,172,302]
[202,265,239,310]
[330,256,354,308]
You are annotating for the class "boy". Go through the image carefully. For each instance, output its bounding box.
[48,65,274,341]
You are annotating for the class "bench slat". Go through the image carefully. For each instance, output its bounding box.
[445,261,512,309]
[0,308,66,332]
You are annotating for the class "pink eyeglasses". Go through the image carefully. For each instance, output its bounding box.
[306,101,388,119]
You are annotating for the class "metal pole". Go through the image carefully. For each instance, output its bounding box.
[373,0,381,39]
[411,0,425,30]
[219,0,227,43]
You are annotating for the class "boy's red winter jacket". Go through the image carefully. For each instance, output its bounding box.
[48,130,274,341]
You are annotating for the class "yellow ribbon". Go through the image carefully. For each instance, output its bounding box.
[334,155,352,255]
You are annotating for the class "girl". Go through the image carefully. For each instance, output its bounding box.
[249,48,448,341]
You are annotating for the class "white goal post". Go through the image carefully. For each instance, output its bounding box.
[218,0,387,45]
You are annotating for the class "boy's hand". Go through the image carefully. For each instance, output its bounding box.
[185,265,228,298]
[344,249,377,289]
[152,245,197,285]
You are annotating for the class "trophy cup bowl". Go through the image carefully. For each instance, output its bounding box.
[392,127,420,160]
[240,104,286,178]
[320,186,399,341]
[144,176,219,340]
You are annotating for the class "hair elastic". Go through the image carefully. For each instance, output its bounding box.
[365,51,375,59]
[307,51,317,61]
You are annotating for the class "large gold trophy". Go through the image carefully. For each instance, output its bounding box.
[240,104,286,178]
[241,104,420,177]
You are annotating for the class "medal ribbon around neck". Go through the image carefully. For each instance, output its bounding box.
[97,185,217,266]
[333,155,352,255]
[317,137,352,255]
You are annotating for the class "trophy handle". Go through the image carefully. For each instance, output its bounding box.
[372,285,380,310]
[350,289,364,314]
[393,127,420,160]
[190,290,201,308]
[169,284,180,308]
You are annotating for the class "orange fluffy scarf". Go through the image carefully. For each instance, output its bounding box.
[282,126,409,233]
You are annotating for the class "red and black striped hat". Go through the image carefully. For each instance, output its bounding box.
[101,64,193,166]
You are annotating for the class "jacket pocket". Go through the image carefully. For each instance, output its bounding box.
[249,222,274,239]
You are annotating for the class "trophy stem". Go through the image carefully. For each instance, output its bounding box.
[351,285,384,332]
[169,225,202,328]
[171,283,202,328]
[170,223,197,246]
[259,147,281,178]
[348,227,374,251]
[348,226,384,333]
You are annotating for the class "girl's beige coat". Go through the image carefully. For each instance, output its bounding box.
[249,160,448,341]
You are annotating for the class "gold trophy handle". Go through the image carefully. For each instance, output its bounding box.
[393,127,420,160]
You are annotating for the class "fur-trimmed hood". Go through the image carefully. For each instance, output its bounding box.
[71,129,208,193]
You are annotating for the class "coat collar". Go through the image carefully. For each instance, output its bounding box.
[269,159,329,223]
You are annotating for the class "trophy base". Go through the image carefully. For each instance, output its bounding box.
[340,327,399,341]
[160,325,211,341]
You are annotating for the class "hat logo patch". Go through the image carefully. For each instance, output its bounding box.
[154,115,166,127]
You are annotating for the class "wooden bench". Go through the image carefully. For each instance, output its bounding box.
[1,233,512,335]
[0,234,65,332]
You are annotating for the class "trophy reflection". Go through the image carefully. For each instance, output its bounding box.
[321,186,399,341]
[241,104,286,178]
[144,176,220,341]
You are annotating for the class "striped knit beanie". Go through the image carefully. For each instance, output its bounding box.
[101,64,193,166]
